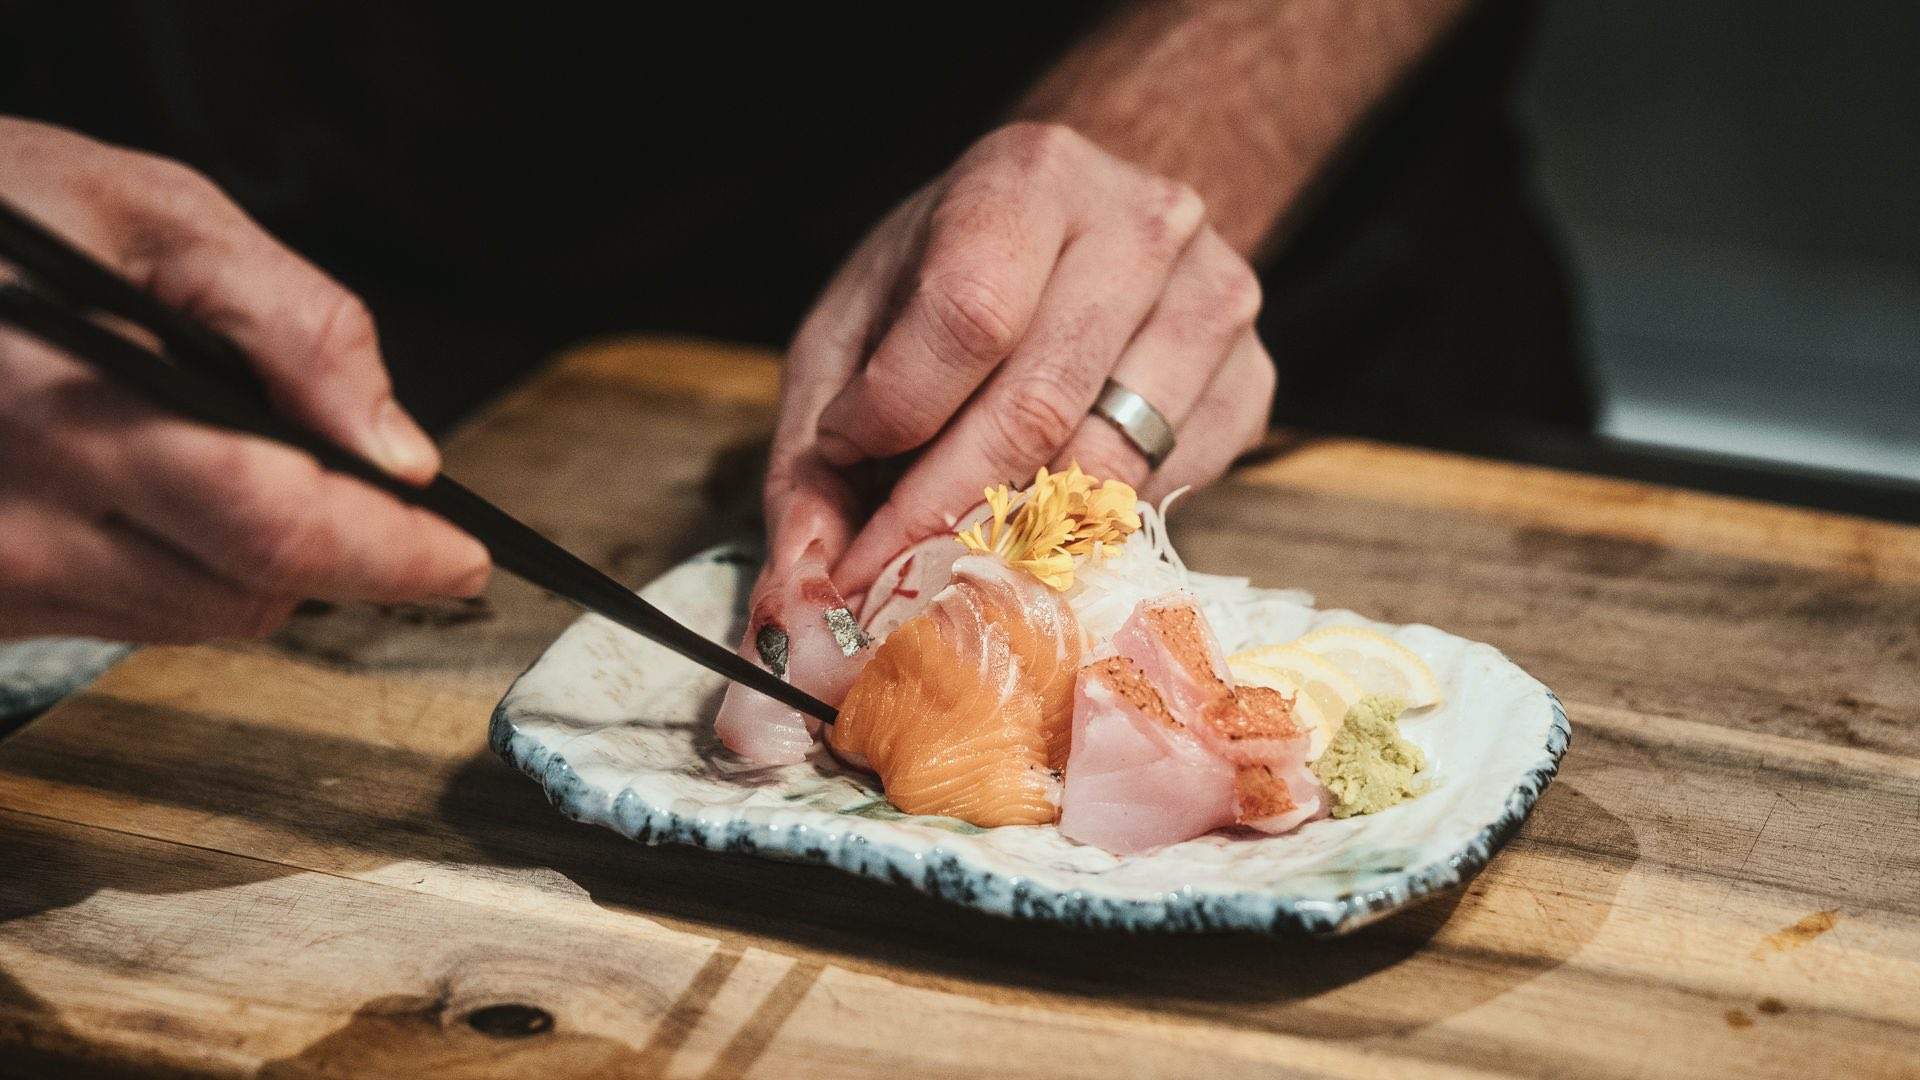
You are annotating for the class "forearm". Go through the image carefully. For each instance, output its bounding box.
[1015,0,1472,256]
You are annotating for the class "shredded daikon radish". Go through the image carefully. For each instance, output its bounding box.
[1065,487,1313,650]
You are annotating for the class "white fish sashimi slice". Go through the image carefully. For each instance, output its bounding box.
[1219,685,1327,834]
[860,536,960,641]
[1226,659,1333,761]
[713,680,815,765]
[1235,759,1327,835]
[1058,656,1236,855]
[1059,594,1325,848]
[713,540,870,765]
[1110,593,1233,722]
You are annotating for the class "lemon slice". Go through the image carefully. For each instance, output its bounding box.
[1291,626,1443,710]
[1225,658,1333,760]
[1228,644,1363,735]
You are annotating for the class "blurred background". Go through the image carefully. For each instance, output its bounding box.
[3,1,1915,513]
[1519,0,1919,487]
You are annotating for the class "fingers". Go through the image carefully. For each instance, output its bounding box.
[1141,332,1277,504]
[107,149,440,484]
[776,190,931,442]
[761,195,936,580]
[1051,227,1262,487]
[0,502,294,643]
[0,122,486,643]
[831,169,1205,594]
[114,426,492,603]
[762,451,861,573]
[29,373,490,603]
[779,122,1267,597]
[814,134,1077,466]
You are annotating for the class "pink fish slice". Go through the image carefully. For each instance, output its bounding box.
[1058,656,1237,855]
[715,540,871,764]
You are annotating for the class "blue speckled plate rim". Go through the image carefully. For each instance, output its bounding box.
[489,553,1572,937]
[0,640,135,723]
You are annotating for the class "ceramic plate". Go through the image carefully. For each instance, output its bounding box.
[0,637,133,722]
[492,545,1568,936]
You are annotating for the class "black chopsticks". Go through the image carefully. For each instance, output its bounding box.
[0,197,836,724]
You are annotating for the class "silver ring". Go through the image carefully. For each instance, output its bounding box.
[1091,378,1176,468]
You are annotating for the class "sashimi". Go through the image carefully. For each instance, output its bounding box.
[1111,595,1233,720]
[1059,592,1326,852]
[1057,657,1236,855]
[860,534,964,640]
[859,498,1011,638]
[715,463,1365,850]
[829,555,1083,826]
[714,540,870,765]
[1218,685,1326,834]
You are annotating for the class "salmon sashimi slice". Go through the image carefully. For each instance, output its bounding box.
[1058,657,1236,855]
[714,540,871,765]
[829,555,1084,826]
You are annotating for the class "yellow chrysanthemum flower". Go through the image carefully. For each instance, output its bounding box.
[955,463,1141,590]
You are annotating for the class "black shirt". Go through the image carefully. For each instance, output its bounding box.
[1,2,1590,434]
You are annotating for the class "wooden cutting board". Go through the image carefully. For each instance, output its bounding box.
[2,336,1916,1079]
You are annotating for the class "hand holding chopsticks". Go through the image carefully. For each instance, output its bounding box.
[0,168,833,721]
[0,118,486,641]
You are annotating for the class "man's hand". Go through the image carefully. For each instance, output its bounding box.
[0,117,489,643]
[771,122,1276,597]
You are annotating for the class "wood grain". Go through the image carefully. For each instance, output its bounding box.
[2,336,1916,1079]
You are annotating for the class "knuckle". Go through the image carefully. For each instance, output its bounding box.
[231,511,314,590]
[918,271,1021,366]
[988,383,1080,468]
[96,152,246,269]
[990,121,1086,173]
[1244,377,1276,432]
[1234,355,1278,437]
[225,452,330,588]
[1249,348,1277,399]
[60,153,123,214]
[847,373,944,454]
[305,289,380,382]
[244,516,331,594]
[131,152,218,200]
[161,157,218,199]
[1238,335,1277,388]
[1213,258,1264,327]
[1136,177,1206,254]
[119,153,226,223]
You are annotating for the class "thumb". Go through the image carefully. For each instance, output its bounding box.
[760,450,863,605]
